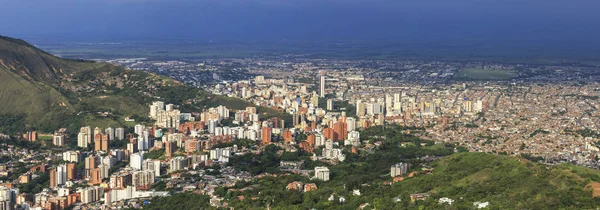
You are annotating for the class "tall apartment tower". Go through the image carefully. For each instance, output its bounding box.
[327,99,334,111]
[261,127,272,145]
[320,76,326,97]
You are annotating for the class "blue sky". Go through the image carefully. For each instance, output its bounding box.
[1,0,599,45]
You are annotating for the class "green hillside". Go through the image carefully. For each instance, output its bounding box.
[0,35,104,83]
[213,152,600,210]
[386,152,600,209]
[0,35,272,135]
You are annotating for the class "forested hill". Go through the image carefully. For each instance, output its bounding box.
[0,35,258,136]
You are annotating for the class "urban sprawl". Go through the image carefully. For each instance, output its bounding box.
[2,57,600,209]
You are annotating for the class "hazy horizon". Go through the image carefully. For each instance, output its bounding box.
[2,0,600,47]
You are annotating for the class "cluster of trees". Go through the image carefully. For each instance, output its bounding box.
[142,192,213,210]
[18,172,49,194]
[211,139,256,150]
[228,145,285,175]
[145,149,165,160]
[0,114,26,135]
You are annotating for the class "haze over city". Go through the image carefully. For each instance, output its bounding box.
[2,0,600,45]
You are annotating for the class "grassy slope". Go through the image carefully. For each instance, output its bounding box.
[386,152,600,209]
[0,67,73,120]
[0,36,153,132]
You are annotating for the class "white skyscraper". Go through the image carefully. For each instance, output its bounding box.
[134,124,145,137]
[346,131,361,147]
[356,100,365,117]
[208,119,218,134]
[149,101,165,120]
[115,128,125,140]
[320,76,326,97]
[327,99,334,111]
[217,105,230,119]
[78,132,89,148]
[315,166,330,181]
[346,117,356,132]
[391,163,410,177]
[56,164,68,186]
[130,153,143,170]
[137,136,148,151]
[142,159,161,176]
[105,127,115,141]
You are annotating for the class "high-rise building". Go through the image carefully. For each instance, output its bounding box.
[50,168,57,188]
[217,105,230,119]
[85,156,97,178]
[346,117,356,131]
[356,100,365,117]
[165,141,176,157]
[89,168,102,185]
[261,127,272,145]
[474,100,483,113]
[208,120,218,134]
[311,95,319,107]
[137,131,150,152]
[62,151,80,163]
[94,133,109,151]
[54,164,67,187]
[307,134,316,146]
[77,132,89,148]
[169,156,188,172]
[315,166,330,181]
[155,107,181,129]
[78,186,104,204]
[67,163,76,181]
[315,134,326,147]
[320,76,326,97]
[115,128,125,140]
[372,102,383,115]
[130,153,143,170]
[346,131,360,147]
[132,170,155,188]
[391,163,410,177]
[333,121,348,141]
[134,124,145,137]
[127,142,138,154]
[149,101,165,120]
[53,133,66,146]
[109,173,132,189]
[324,128,334,141]
[94,127,103,137]
[142,159,161,176]
[463,100,473,113]
[105,127,115,141]
[327,99,334,111]
[23,131,38,142]
[185,140,201,154]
